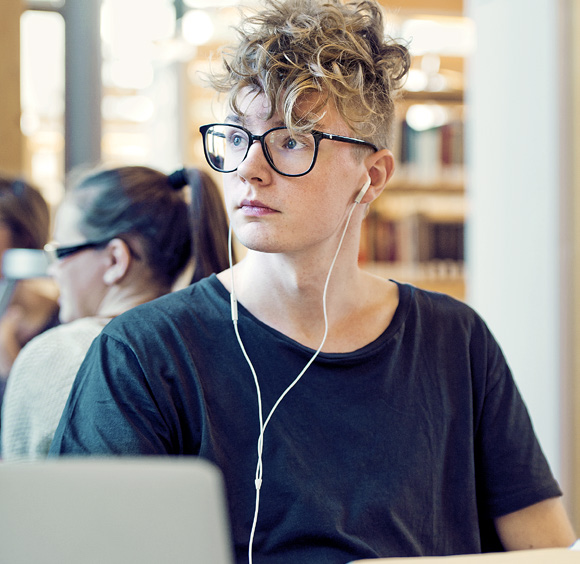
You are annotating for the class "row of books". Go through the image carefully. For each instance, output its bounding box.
[392,119,465,185]
[359,210,464,266]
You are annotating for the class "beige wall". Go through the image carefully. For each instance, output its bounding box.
[0,0,23,176]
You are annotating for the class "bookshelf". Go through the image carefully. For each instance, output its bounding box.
[359,18,468,300]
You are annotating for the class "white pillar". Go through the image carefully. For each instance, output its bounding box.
[465,0,570,489]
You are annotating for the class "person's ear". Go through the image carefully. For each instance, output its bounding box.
[102,238,132,286]
[359,148,395,204]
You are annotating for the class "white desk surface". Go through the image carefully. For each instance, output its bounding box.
[352,548,580,563]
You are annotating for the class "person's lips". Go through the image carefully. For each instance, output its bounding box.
[239,199,279,216]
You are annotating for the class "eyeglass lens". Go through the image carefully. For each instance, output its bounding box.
[203,124,317,176]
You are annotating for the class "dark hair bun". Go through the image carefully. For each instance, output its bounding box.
[167,168,189,190]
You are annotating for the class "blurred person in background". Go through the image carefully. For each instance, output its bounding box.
[1,165,231,459]
[0,175,59,403]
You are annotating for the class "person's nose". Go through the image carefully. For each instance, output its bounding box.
[236,139,272,184]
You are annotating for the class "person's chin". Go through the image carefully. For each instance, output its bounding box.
[236,223,284,253]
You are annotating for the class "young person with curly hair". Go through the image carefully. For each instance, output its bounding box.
[49,1,576,562]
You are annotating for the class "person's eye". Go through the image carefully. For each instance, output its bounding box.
[281,134,309,151]
[285,137,298,150]
[226,130,247,148]
[231,134,245,146]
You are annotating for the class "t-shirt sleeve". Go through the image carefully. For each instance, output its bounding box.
[471,318,562,519]
[2,320,106,460]
[49,332,174,456]
[1,338,44,459]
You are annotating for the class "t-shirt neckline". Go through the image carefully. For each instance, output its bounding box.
[206,274,413,359]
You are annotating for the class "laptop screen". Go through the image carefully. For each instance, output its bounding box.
[0,457,235,564]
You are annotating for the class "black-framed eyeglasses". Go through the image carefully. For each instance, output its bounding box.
[199,123,378,178]
[44,238,113,261]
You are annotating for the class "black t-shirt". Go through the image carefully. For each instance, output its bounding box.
[50,276,561,563]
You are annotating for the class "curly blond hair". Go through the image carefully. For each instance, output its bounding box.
[208,0,410,150]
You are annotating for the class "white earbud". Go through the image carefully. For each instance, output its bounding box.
[354,177,371,204]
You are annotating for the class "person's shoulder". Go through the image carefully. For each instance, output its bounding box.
[394,280,488,332]
[8,317,107,389]
[395,280,471,311]
[17,317,106,356]
[103,274,229,338]
[393,282,504,364]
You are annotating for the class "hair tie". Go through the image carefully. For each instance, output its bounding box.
[167,168,189,190]
[11,180,25,197]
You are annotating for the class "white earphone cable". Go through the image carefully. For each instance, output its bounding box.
[228,197,361,564]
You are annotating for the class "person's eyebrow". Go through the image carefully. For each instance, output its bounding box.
[225,114,242,124]
[225,114,287,130]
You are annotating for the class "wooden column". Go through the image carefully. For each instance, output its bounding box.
[571,0,580,531]
[0,0,23,175]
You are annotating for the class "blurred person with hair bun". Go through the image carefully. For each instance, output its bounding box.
[1,164,231,459]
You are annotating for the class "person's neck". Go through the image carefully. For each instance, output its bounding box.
[96,283,167,319]
[223,248,370,351]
